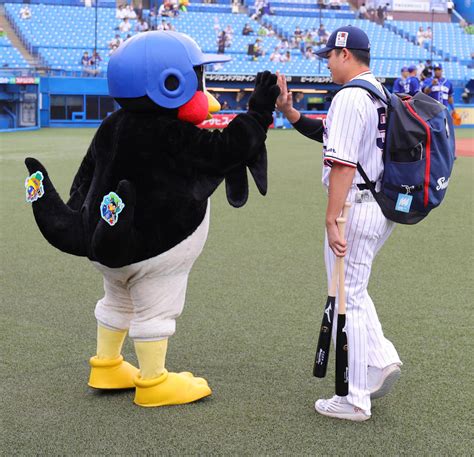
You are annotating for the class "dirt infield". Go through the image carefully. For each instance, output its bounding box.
[456,138,474,157]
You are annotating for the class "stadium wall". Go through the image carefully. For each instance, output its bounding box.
[37,76,474,128]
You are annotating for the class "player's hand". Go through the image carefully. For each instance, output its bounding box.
[432,78,438,85]
[276,72,292,113]
[327,222,347,257]
[248,71,280,114]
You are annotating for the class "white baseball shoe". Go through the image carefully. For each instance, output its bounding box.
[368,363,401,399]
[314,395,371,422]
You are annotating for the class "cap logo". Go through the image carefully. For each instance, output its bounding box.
[335,31,348,47]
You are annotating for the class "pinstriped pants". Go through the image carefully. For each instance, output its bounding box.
[324,197,402,413]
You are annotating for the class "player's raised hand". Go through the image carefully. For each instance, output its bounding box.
[276,72,292,113]
[276,72,300,123]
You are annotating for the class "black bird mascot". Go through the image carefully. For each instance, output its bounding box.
[24,31,279,407]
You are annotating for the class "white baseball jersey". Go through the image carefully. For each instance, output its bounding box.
[322,71,386,188]
[320,71,402,413]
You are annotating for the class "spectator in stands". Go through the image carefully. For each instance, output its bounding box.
[270,47,282,62]
[136,17,149,32]
[116,4,126,19]
[294,26,303,43]
[158,1,173,17]
[416,26,426,46]
[293,92,305,110]
[421,60,433,79]
[157,19,170,30]
[109,33,123,49]
[446,0,454,14]
[242,23,254,35]
[406,65,420,95]
[119,18,132,33]
[217,31,227,54]
[317,0,326,9]
[234,90,247,110]
[277,38,289,50]
[86,50,102,76]
[252,0,264,19]
[281,51,291,63]
[422,63,454,109]
[304,46,316,60]
[225,25,234,44]
[266,24,276,36]
[125,4,137,19]
[20,5,32,20]
[317,24,330,45]
[376,5,385,25]
[424,26,432,41]
[252,38,265,59]
[358,3,367,19]
[257,25,269,36]
[167,21,176,31]
[221,100,230,110]
[179,0,189,12]
[329,0,341,10]
[393,66,409,93]
[81,51,91,76]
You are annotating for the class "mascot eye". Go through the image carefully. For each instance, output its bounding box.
[164,75,180,92]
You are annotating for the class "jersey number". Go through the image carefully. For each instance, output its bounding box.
[376,107,387,151]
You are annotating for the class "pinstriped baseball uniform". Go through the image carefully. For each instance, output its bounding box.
[322,71,402,413]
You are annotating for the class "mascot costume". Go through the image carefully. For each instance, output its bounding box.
[24,31,279,408]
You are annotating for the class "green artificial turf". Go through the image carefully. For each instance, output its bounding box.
[1,128,472,455]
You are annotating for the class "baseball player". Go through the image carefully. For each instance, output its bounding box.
[406,65,420,96]
[276,25,402,421]
[392,66,409,94]
[422,63,454,108]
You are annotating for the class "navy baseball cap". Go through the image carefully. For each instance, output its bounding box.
[433,63,443,70]
[315,26,370,58]
[401,66,408,72]
[407,65,417,72]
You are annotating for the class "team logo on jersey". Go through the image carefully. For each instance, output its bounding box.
[436,177,449,190]
[335,31,348,47]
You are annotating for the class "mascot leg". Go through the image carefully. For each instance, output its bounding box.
[88,267,139,389]
[88,325,139,389]
[133,339,211,407]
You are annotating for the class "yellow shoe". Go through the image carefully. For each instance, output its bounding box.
[88,355,139,389]
[133,369,212,407]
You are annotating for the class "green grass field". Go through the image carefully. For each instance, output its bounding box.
[1,128,472,455]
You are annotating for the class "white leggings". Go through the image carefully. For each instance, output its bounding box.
[93,202,210,341]
[324,199,402,412]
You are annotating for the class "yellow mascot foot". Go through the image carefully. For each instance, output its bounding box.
[134,369,212,407]
[88,355,139,389]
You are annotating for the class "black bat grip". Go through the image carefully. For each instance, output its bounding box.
[335,313,349,396]
[313,296,335,378]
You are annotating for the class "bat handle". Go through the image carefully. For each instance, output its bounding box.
[336,202,351,314]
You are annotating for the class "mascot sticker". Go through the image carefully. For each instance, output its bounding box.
[25,171,44,203]
[100,192,124,226]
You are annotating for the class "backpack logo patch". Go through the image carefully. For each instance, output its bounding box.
[436,177,449,190]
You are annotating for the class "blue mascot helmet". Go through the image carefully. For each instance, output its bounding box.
[108,31,231,109]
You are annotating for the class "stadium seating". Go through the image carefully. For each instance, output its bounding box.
[3,2,473,80]
[386,21,474,62]
[0,34,29,68]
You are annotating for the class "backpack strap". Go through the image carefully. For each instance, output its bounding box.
[339,79,391,106]
[337,79,391,192]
